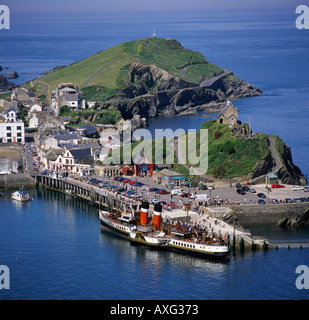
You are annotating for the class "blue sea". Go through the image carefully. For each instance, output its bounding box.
[1,10,309,300]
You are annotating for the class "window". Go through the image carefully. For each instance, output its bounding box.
[17,138,22,143]
[6,126,11,131]
[7,132,11,137]
[17,126,22,131]
[7,139,11,142]
[17,132,22,137]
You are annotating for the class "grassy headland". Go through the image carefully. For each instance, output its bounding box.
[28,38,228,102]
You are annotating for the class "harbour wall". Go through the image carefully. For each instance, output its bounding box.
[213,203,309,227]
[0,173,36,190]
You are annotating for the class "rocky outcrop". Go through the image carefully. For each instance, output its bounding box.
[1,71,19,79]
[221,211,244,231]
[0,74,15,90]
[278,209,309,228]
[275,138,307,185]
[101,63,262,126]
[251,153,276,179]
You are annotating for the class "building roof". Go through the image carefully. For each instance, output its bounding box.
[70,148,92,161]
[158,168,185,177]
[218,101,239,118]
[266,173,278,179]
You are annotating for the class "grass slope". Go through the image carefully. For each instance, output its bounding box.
[104,119,271,181]
[30,38,225,101]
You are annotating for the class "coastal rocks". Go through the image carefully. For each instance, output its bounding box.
[0,74,15,90]
[1,71,19,79]
[114,62,262,125]
[251,153,276,179]
[126,62,196,97]
[278,209,309,228]
[118,114,147,132]
[221,211,244,232]
[207,76,263,99]
[275,138,307,185]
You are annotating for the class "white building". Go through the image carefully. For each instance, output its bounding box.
[48,147,92,175]
[51,83,86,115]
[0,117,25,144]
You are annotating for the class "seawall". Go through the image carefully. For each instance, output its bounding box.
[213,203,309,227]
[0,173,36,190]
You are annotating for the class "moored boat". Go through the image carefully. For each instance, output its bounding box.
[99,207,138,239]
[100,200,229,259]
[11,190,31,202]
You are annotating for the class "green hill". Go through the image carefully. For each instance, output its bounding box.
[29,38,227,101]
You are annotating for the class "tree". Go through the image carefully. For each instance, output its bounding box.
[59,105,71,115]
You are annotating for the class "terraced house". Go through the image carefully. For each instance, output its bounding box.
[0,106,25,144]
[51,82,86,114]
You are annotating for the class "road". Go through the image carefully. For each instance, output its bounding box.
[268,135,283,174]
[199,68,232,87]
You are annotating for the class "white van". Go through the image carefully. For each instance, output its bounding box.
[303,186,309,192]
[171,189,184,195]
[195,194,210,201]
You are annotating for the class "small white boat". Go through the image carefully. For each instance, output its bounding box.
[11,190,31,202]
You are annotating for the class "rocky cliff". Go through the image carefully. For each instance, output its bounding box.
[0,74,15,90]
[98,62,262,125]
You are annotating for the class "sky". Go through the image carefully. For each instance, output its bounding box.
[5,0,303,15]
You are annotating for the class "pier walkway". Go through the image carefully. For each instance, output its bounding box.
[32,173,141,210]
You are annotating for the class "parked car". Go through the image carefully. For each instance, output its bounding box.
[248,188,256,193]
[237,188,246,195]
[42,170,49,175]
[285,198,294,203]
[164,203,178,209]
[292,186,303,191]
[258,199,266,204]
[199,185,207,190]
[158,189,169,194]
[257,193,266,198]
[271,184,285,188]
[300,197,309,202]
[208,186,215,190]
[293,198,302,203]
[33,168,39,172]
[235,183,242,188]
[180,192,190,198]
[272,199,279,204]
[135,182,144,187]
[303,186,309,192]
[242,186,250,192]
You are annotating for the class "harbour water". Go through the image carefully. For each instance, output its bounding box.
[0,10,309,300]
[0,188,309,300]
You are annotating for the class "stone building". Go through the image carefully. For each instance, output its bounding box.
[217,101,239,126]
